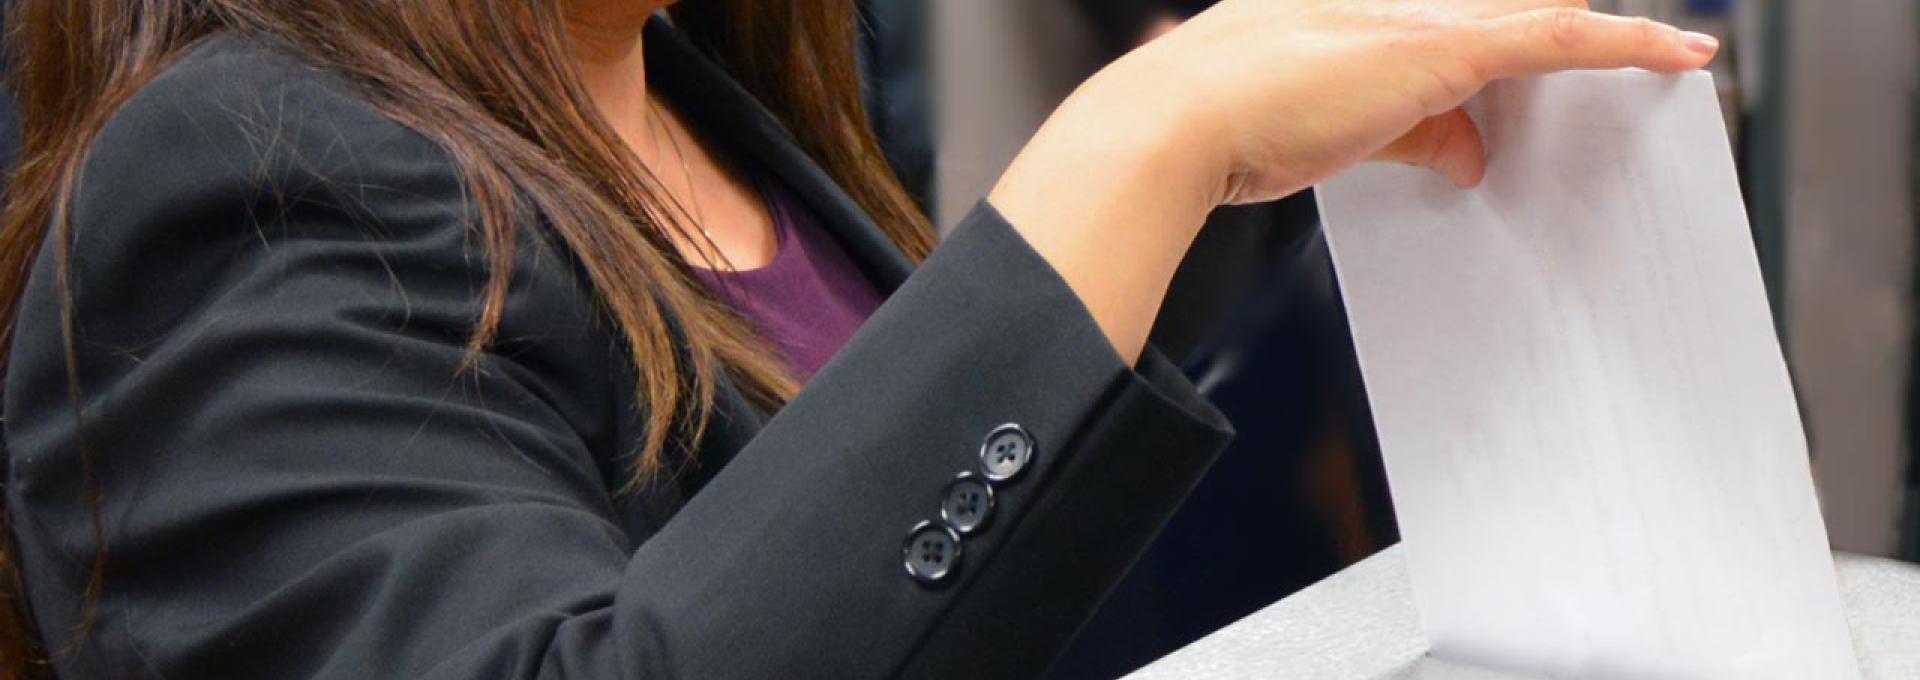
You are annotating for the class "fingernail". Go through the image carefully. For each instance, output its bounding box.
[1682,31,1720,56]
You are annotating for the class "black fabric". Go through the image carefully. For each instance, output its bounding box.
[1069,0,1217,53]
[1052,229,1392,680]
[857,0,936,213]
[0,4,18,190]
[1048,7,1391,677]
[2,21,1231,680]
[0,93,17,182]
[1148,197,1317,364]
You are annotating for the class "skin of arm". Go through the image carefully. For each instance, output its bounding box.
[990,0,1718,362]
[565,0,1716,366]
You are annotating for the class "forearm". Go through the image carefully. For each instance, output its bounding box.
[988,65,1220,364]
[990,0,1716,367]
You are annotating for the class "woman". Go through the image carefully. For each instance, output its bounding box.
[0,1,1713,678]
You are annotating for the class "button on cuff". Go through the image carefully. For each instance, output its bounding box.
[940,472,996,535]
[903,520,963,585]
[978,423,1036,483]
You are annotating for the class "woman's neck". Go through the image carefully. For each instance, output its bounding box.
[559,0,783,271]
[564,1,669,149]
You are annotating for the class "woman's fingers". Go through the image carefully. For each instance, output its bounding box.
[1472,8,1718,78]
[1372,108,1487,187]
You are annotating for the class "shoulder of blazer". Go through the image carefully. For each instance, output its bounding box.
[40,31,621,447]
[75,33,464,251]
[44,33,502,367]
[43,26,638,477]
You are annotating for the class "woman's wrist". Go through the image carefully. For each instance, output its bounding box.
[1039,55,1221,210]
[986,61,1226,362]
[989,54,1224,244]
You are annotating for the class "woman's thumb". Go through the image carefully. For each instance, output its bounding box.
[1372,108,1487,188]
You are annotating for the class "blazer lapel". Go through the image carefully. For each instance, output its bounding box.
[644,19,916,293]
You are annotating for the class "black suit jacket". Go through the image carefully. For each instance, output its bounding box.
[2,21,1231,680]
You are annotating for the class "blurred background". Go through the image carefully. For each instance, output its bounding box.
[857,0,1920,677]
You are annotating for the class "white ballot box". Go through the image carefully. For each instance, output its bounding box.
[1125,545,1920,680]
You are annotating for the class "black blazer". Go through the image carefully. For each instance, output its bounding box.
[3,22,1231,680]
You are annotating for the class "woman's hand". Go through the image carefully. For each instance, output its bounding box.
[1138,0,1717,203]
[986,0,1716,363]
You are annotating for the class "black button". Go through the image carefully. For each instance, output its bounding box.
[903,520,963,585]
[940,473,996,535]
[978,424,1036,483]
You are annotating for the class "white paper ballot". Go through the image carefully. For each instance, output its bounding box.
[1316,70,1861,679]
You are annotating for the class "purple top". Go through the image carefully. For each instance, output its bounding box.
[692,180,883,382]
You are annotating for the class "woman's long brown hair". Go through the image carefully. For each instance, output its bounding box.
[0,1,935,676]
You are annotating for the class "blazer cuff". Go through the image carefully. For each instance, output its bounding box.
[881,202,1236,673]
[896,200,1233,461]
[617,201,1233,678]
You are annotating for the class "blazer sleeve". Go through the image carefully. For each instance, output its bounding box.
[3,41,1232,680]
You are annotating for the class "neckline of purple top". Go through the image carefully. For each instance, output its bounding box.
[689,174,884,383]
